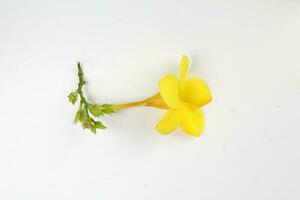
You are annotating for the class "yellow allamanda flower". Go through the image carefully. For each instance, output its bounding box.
[156,55,212,137]
[69,55,212,136]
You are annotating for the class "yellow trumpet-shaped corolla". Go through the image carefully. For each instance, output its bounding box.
[111,55,212,136]
[156,55,212,137]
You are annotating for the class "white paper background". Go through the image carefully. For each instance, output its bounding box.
[1,0,300,199]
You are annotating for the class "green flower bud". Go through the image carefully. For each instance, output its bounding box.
[82,106,89,121]
[90,124,97,134]
[94,121,106,129]
[68,91,78,105]
[74,110,83,124]
[81,121,90,129]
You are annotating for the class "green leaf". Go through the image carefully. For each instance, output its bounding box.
[94,121,106,129]
[68,91,78,105]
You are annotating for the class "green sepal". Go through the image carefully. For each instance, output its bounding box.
[88,104,104,117]
[88,104,114,117]
[101,104,114,115]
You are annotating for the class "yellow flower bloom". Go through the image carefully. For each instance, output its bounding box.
[156,55,212,137]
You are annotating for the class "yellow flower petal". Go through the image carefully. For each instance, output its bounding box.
[156,110,178,135]
[178,103,205,137]
[180,54,189,81]
[159,74,179,109]
[179,78,212,107]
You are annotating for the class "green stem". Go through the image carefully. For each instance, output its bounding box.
[77,62,89,107]
[75,62,167,113]
[70,62,115,133]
